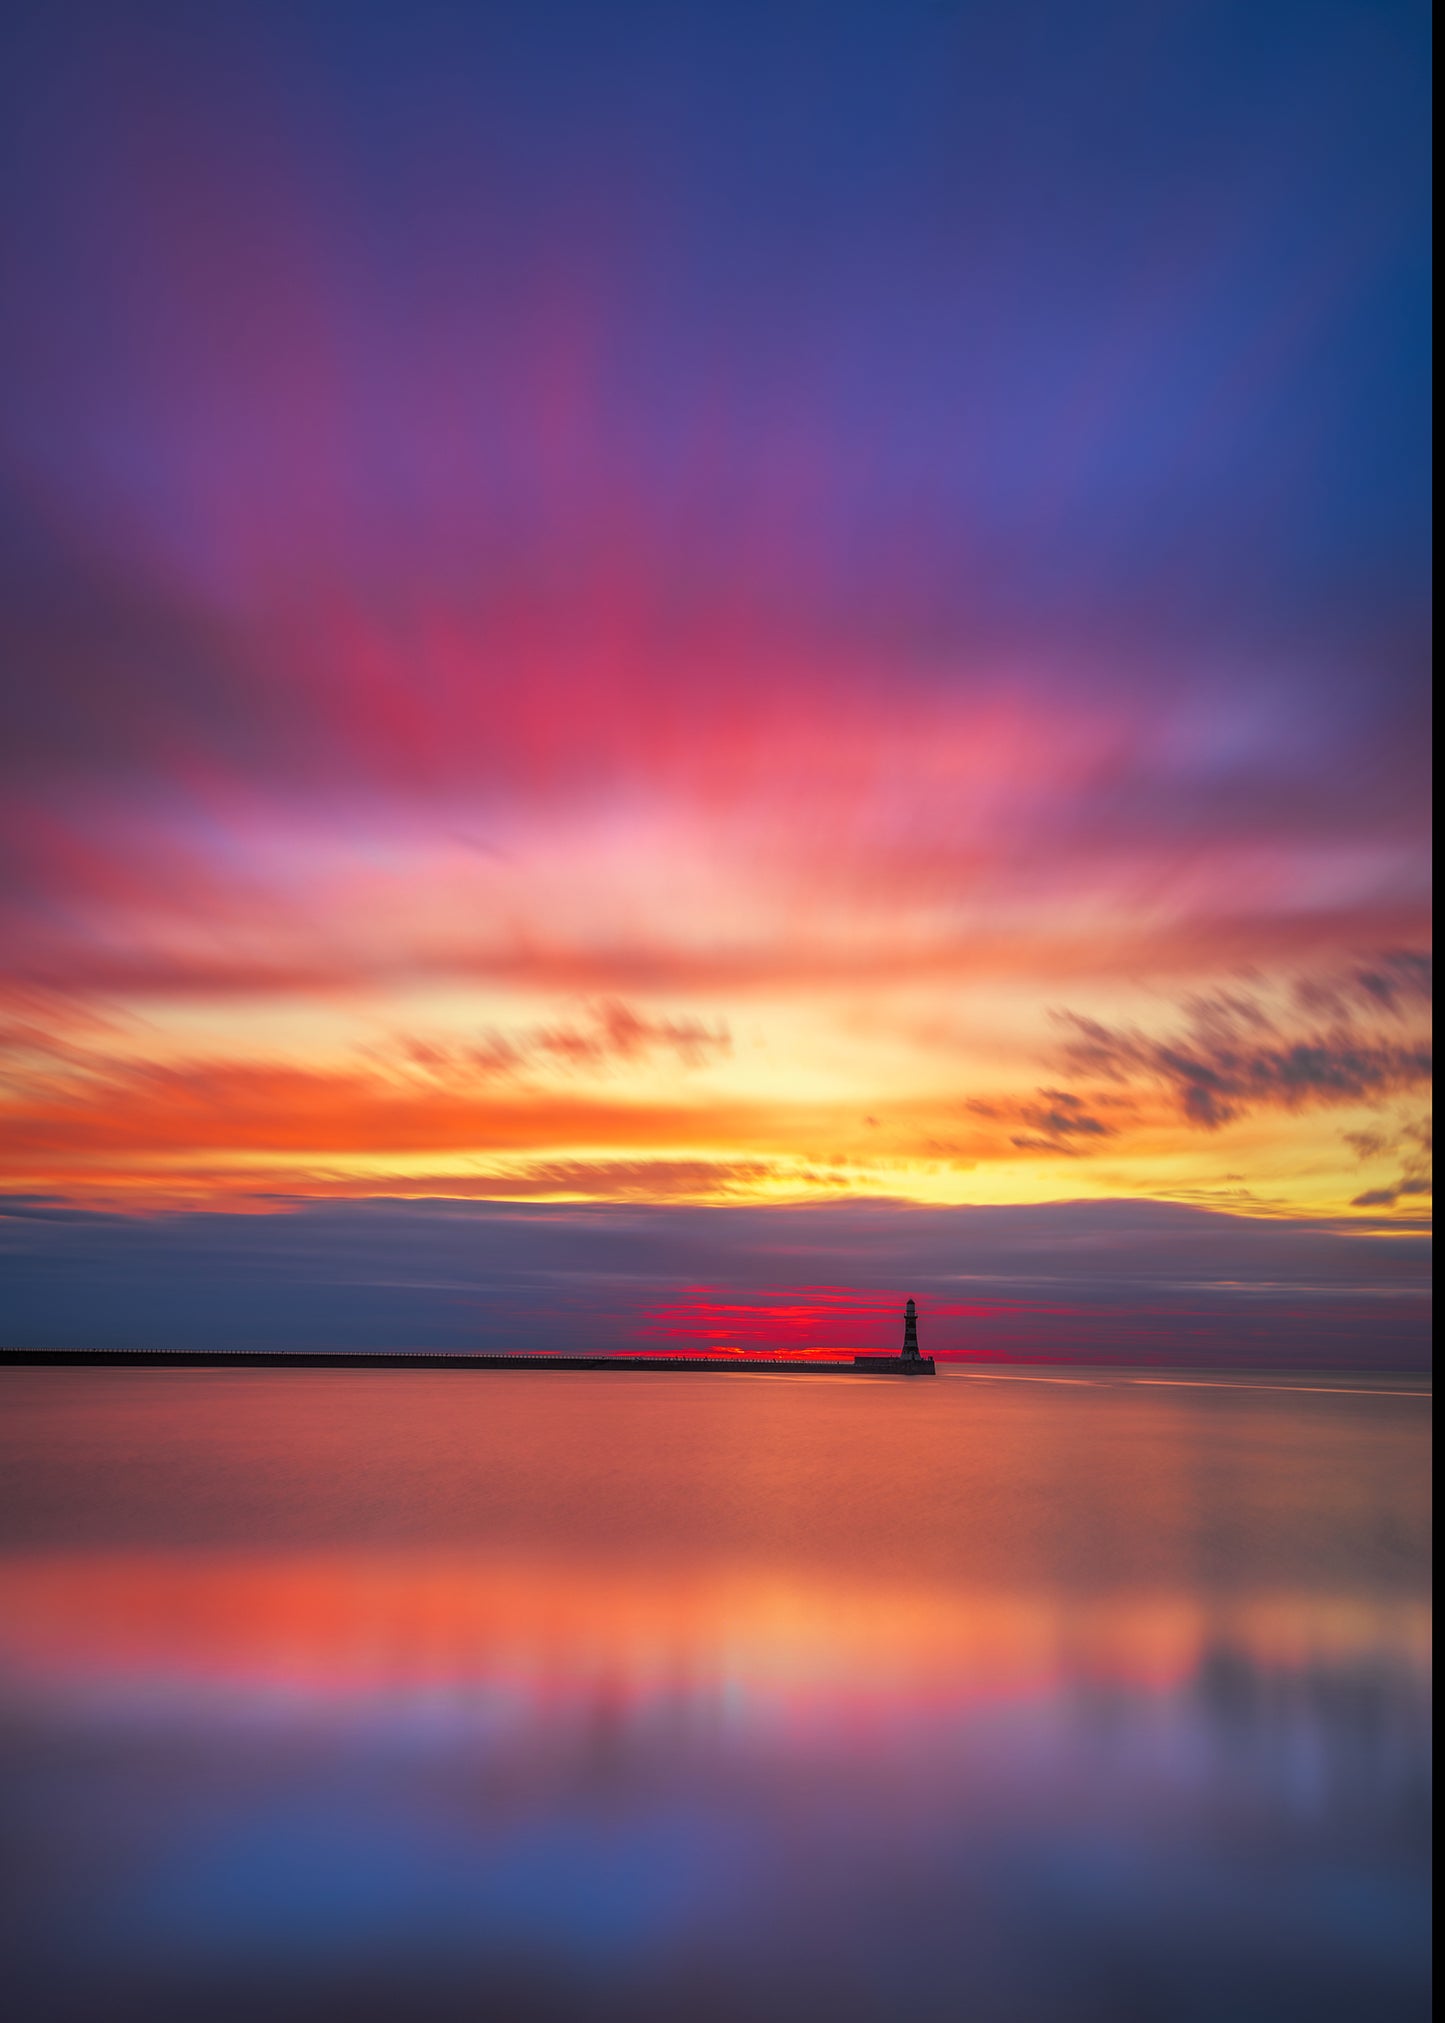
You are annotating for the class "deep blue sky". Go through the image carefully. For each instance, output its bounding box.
[3,0,1430,646]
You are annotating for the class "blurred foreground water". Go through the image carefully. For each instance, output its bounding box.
[0,1365,1430,2022]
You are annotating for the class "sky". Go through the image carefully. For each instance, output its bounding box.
[0,1,1431,1355]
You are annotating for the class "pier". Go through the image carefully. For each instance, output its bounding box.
[0,1301,937,1376]
[0,1347,935,1375]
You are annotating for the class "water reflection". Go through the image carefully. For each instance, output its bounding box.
[0,1370,1430,2021]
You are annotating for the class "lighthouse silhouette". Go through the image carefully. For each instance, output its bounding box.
[901,1298,921,1358]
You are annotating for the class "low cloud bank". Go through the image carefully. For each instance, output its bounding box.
[0,1197,1429,1371]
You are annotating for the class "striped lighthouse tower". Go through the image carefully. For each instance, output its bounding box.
[902,1298,921,1359]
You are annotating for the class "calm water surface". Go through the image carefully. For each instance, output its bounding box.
[0,1366,1430,2022]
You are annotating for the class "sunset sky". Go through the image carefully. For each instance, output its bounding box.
[0,2,1431,1352]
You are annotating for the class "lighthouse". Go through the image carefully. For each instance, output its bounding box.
[902,1298,921,1358]
[849,1296,936,1374]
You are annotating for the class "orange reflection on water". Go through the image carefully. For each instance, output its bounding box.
[0,1552,1427,1733]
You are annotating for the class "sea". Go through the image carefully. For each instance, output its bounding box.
[0,1363,1430,2022]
